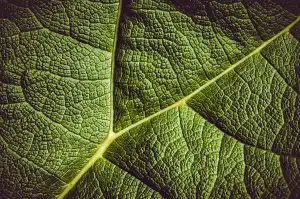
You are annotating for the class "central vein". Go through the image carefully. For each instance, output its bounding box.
[57,0,123,197]
[57,12,300,199]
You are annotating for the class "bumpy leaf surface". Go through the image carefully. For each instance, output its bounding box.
[0,0,300,198]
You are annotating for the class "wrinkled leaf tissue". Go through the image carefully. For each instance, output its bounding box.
[0,0,300,198]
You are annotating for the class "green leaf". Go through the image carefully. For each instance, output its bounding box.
[0,0,299,198]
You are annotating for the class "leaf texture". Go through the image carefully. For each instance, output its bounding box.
[0,0,299,198]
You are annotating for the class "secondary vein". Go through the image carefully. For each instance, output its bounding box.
[57,15,300,199]
[116,16,300,137]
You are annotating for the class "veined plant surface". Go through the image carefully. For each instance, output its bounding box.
[0,0,300,198]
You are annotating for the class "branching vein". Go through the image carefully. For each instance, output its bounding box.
[57,15,300,199]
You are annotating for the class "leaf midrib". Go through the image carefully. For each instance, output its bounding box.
[57,11,300,199]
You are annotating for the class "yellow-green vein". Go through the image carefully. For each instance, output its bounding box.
[57,15,300,199]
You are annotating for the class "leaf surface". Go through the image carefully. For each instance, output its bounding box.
[0,0,299,198]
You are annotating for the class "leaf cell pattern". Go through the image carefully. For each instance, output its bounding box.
[0,0,299,198]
